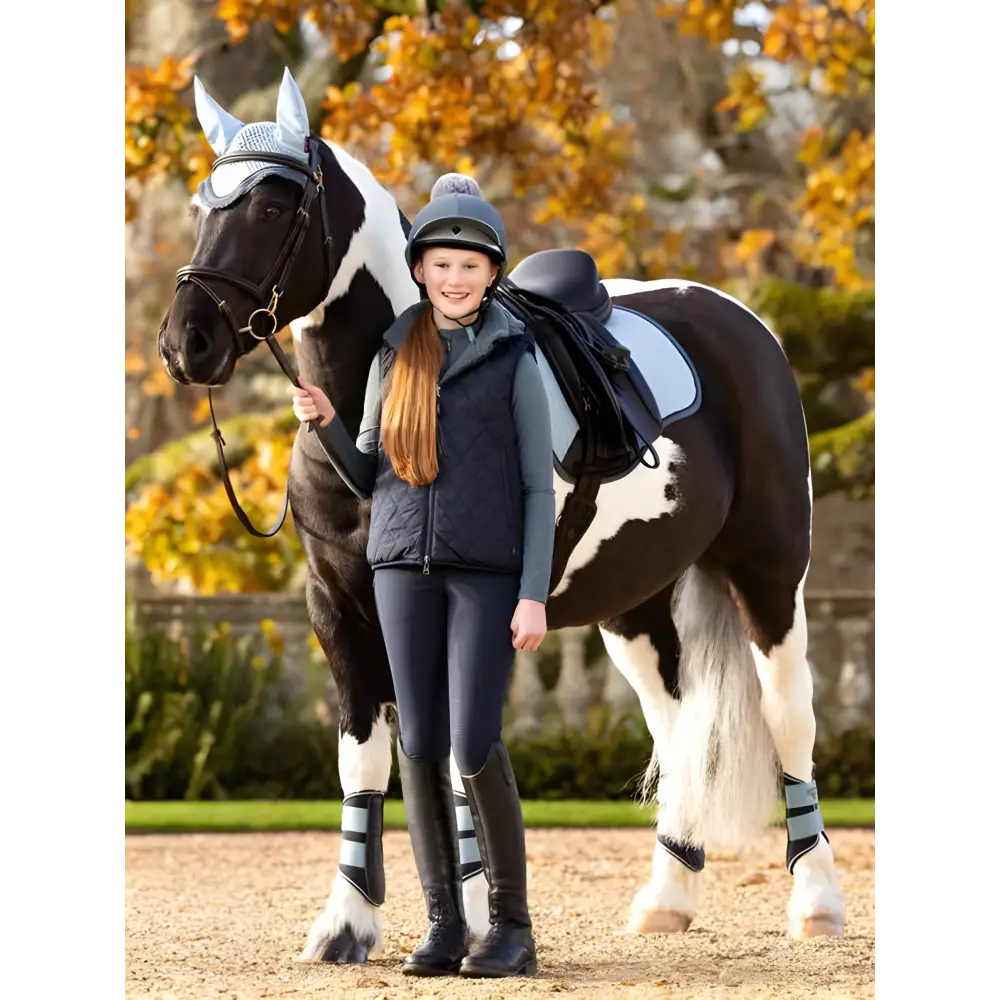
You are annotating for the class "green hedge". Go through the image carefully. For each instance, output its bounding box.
[126,609,874,801]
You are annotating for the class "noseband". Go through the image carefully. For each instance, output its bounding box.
[173,138,335,538]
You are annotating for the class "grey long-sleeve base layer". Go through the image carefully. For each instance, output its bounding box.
[315,327,556,604]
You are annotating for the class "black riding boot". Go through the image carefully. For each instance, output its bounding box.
[459,741,537,978]
[397,749,469,976]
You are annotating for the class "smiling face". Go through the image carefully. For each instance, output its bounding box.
[413,246,499,327]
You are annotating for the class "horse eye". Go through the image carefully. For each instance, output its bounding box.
[264,205,283,220]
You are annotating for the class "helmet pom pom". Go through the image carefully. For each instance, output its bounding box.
[430,172,482,200]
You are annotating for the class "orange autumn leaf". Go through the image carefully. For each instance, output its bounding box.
[124,347,147,375]
[853,367,874,403]
[797,126,826,167]
[735,229,776,261]
[125,54,214,210]
[191,398,213,425]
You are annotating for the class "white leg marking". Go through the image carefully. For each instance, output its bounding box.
[628,840,704,934]
[600,628,702,933]
[750,583,845,938]
[551,439,685,596]
[450,754,490,941]
[299,708,395,961]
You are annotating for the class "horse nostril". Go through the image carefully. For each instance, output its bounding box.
[185,325,213,364]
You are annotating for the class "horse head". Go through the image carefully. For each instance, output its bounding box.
[158,68,333,386]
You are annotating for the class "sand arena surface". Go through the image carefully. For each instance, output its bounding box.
[126,827,874,999]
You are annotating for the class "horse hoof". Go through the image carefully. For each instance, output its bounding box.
[299,878,383,963]
[791,915,844,939]
[298,927,374,964]
[628,909,693,934]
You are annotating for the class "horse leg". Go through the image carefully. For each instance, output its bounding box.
[450,755,491,941]
[299,574,395,963]
[599,586,704,934]
[729,568,846,939]
[298,709,394,962]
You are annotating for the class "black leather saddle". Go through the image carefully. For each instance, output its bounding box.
[499,248,663,484]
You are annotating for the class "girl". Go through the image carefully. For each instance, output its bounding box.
[291,181,555,979]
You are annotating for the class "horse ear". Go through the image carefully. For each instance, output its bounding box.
[193,76,244,156]
[275,67,310,153]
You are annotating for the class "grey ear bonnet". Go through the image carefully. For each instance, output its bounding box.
[405,193,508,270]
[196,123,312,209]
[192,68,314,209]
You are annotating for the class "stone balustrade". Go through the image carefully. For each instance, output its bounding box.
[131,589,873,740]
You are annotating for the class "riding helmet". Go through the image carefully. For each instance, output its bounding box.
[405,175,508,291]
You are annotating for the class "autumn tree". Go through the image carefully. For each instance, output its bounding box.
[127,1,873,278]
[125,0,874,594]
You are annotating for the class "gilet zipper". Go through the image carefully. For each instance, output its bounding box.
[422,385,442,575]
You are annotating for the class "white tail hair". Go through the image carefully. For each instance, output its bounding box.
[641,565,780,850]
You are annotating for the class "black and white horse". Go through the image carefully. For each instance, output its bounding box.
[157,71,844,963]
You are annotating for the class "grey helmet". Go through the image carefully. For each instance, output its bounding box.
[405,175,508,315]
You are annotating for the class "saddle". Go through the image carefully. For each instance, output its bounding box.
[497,249,699,595]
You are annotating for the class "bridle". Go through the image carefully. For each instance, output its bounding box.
[171,137,335,537]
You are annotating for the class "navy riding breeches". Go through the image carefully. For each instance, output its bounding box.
[373,566,521,775]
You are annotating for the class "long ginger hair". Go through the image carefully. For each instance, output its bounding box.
[382,306,442,487]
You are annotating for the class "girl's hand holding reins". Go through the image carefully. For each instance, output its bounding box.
[290,379,335,427]
[511,599,547,651]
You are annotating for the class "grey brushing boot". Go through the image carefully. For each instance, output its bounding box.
[397,749,469,976]
[459,741,537,978]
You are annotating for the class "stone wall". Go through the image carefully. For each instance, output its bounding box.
[807,494,875,592]
[132,586,873,744]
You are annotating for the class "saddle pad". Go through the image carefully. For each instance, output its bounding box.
[534,305,701,469]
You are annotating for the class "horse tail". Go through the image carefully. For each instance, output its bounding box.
[642,564,781,851]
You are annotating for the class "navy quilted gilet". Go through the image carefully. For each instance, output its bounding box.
[366,334,531,574]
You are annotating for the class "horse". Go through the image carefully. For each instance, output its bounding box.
[156,69,845,963]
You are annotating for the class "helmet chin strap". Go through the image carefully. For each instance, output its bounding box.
[437,295,488,328]
[454,305,484,323]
